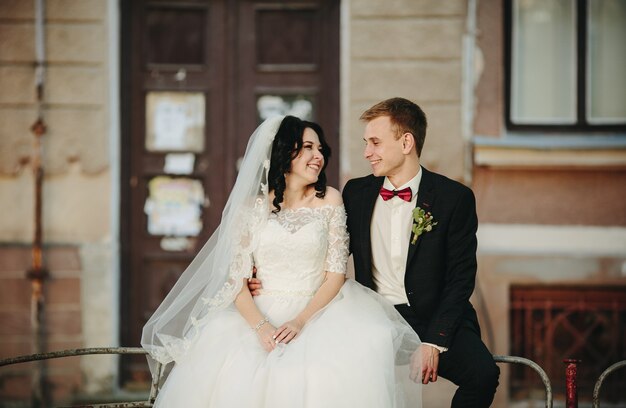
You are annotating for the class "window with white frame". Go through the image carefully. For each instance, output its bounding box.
[505,0,626,130]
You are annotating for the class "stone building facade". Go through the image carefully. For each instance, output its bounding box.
[0,0,624,406]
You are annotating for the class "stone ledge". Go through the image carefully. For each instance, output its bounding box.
[477,224,626,257]
[474,134,626,168]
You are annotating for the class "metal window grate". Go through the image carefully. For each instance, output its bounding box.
[510,285,626,403]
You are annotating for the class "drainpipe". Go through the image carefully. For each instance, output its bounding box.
[462,0,497,353]
[28,0,50,405]
[461,0,478,186]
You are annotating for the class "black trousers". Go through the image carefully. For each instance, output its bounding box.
[395,304,500,408]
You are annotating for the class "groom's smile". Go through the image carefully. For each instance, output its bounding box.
[363,116,406,178]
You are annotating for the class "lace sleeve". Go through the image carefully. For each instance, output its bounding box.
[202,199,264,310]
[231,214,255,280]
[324,205,350,274]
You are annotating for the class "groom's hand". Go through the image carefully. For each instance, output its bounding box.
[420,344,440,384]
[248,267,262,296]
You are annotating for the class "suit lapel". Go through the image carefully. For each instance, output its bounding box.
[406,167,436,267]
[360,176,384,279]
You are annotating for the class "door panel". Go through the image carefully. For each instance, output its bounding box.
[121,0,338,386]
[236,1,340,184]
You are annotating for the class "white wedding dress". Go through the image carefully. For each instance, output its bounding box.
[153,204,421,407]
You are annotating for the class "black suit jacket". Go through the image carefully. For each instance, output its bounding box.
[342,167,480,348]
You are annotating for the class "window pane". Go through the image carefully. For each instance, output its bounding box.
[511,0,576,124]
[587,0,626,124]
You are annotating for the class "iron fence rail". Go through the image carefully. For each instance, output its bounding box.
[0,347,147,367]
[0,347,159,408]
[493,354,553,408]
[593,360,626,408]
[2,348,623,407]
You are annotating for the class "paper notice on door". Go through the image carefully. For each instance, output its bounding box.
[164,153,195,175]
[146,92,205,152]
[144,176,205,236]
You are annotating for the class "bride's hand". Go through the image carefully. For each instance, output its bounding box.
[257,324,278,352]
[273,319,303,344]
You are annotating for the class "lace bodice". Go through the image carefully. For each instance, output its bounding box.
[254,204,349,296]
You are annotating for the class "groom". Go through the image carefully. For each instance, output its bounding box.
[343,97,499,407]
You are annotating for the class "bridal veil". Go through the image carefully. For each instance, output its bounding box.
[141,116,284,374]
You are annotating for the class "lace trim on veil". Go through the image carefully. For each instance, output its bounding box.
[142,117,280,369]
[145,194,269,365]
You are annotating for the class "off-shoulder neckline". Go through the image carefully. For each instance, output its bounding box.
[271,203,344,213]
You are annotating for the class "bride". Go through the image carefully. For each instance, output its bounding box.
[142,115,422,407]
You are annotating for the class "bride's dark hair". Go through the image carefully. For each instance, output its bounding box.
[268,115,331,213]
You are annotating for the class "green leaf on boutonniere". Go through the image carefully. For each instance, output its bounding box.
[411,207,438,245]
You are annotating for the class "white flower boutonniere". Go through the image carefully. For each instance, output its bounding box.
[411,207,437,245]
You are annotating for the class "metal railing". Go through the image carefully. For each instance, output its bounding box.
[2,349,623,407]
[592,360,626,408]
[0,347,161,408]
[493,354,553,408]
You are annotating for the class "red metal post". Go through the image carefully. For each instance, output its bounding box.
[564,359,581,408]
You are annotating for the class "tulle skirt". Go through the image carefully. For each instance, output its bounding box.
[153,280,422,408]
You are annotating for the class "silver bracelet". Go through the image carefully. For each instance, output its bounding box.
[253,317,269,331]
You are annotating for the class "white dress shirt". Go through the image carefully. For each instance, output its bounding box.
[370,170,422,305]
[370,168,447,352]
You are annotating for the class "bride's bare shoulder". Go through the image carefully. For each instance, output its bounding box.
[322,186,343,206]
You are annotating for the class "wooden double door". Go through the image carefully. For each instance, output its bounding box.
[120,0,339,385]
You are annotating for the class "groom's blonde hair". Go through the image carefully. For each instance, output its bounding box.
[360,97,427,157]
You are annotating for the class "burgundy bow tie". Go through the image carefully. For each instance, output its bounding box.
[379,186,412,202]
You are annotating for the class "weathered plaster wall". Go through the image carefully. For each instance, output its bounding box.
[0,0,117,403]
[342,0,467,183]
[0,0,109,176]
[474,167,626,226]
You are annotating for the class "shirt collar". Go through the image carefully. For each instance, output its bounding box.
[382,167,422,200]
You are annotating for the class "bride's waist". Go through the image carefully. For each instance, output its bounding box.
[258,287,317,298]
[255,270,322,297]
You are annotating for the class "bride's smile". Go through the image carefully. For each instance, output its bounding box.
[288,127,325,185]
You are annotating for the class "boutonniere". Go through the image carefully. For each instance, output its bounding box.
[411,207,437,245]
